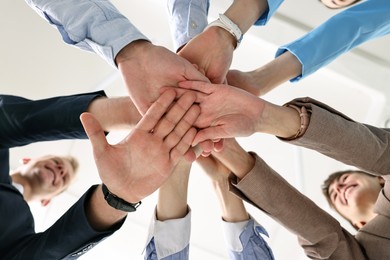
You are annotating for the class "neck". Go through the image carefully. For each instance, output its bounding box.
[11,173,32,201]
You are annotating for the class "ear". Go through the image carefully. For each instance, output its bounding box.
[20,158,31,165]
[40,199,51,207]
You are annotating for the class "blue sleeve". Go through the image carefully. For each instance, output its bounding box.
[255,0,284,26]
[0,185,125,259]
[167,0,209,51]
[167,0,284,50]
[145,238,190,260]
[276,0,390,81]
[24,0,149,67]
[0,91,106,149]
[227,220,274,260]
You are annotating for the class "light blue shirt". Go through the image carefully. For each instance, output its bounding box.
[25,0,149,68]
[277,0,390,81]
[166,0,284,51]
[144,208,274,260]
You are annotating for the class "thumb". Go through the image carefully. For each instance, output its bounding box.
[80,112,109,157]
[192,126,227,147]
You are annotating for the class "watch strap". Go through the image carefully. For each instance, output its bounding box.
[205,13,243,48]
[101,184,141,212]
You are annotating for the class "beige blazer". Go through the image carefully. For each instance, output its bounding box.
[230,97,390,260]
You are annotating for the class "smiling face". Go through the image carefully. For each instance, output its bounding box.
[320,0,361,9]
[20,155,77,200]
[327,171,383,228]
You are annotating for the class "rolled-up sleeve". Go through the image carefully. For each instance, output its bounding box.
[25,0,149,67]
[276,0,390,81]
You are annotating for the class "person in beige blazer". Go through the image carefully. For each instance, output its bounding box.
[171,80,390,259]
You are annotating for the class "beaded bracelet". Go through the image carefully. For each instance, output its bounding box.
[282,104,311,140]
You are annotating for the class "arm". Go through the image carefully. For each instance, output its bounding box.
[144,160,191,260]
[168,0,283,83]
[169,80,301,145]
[283,97,390,176]
[0,92,141,149]
[228,0,390,95]
[212,139,365,260]
[25,0,209,114]
[172,80,390,176]
[197,144,274,260]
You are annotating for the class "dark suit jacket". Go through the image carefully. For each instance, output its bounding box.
[0,92,124,259]
[230,97,390,260]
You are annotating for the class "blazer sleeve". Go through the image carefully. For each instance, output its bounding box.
[0,185,125,260]
[283,97,390,176]
[0,91,106,149]
[228,154,366,260]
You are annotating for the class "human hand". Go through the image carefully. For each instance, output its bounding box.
[178,26,235,84]
[115,40,209,115]
[80,90,200,203]
[173,80,266,145]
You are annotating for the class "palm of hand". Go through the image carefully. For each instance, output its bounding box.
[95,129,179,203]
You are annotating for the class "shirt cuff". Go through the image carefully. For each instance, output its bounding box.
[167,0,209,51]
[255,0,284,26]
[144,206,191,259]
[221,215,269,252]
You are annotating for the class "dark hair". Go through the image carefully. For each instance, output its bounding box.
[319,0,362,10]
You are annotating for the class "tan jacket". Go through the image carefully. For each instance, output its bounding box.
[229,97,390,260]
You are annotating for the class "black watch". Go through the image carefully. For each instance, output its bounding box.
[101,184,141,212]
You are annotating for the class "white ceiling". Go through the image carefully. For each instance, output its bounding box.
[2,0,390,259]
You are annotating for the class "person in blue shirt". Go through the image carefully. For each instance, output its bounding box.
[143,155,274,260]
[166,0,388,96]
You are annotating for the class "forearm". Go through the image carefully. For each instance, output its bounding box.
[285,98,390,176]
[87,96,141,132]
[156,161,191,221]
[224,0,267,34]
[229,154,363,259]
[276,0,390,81]
[249,51,302,95]
[25,0,149,67]
[85,185,127,231]
[213,180,249,222]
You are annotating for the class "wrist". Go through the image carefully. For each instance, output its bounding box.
[205,14,242,49]
[256,101,300,138]
[115,40,152,65]
[101,184,142,212]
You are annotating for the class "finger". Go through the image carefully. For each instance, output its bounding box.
[198,140,214,154]
[184,64,210,83]
[178,80,213,94]
[80,112,109,157]
[213,139,225,152]
[136,89,176,132]
[153,92,196,138]
[192,126,228,146]
[160,86,208,102]
[163,104,200,148]
[171,127,198,162]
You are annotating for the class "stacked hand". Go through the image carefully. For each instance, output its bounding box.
[81,90,200,203]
